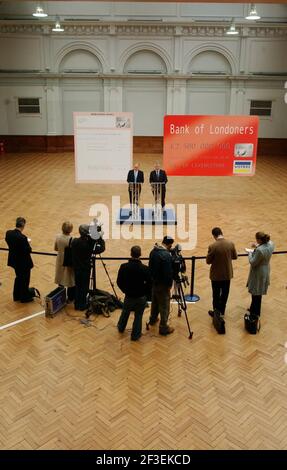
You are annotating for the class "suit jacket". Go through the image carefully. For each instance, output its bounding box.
[5,228,33,270]
[127,170,144,184]
[117,258,151,298]
[206,238,237,281]
[149,169,168,184]
[247,241,274,295]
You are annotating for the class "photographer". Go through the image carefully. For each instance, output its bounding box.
[148,235,174,336]
[117,246,151,341]
[71,224,95,311]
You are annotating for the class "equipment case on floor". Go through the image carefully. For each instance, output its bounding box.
[45,286,67,317]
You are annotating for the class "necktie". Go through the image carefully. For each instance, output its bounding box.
[157,170,159,180]
[134,171,137,182]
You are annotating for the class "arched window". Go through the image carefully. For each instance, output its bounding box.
[59,50,102,73]
[124,50,167,74]
[189,51,232,75]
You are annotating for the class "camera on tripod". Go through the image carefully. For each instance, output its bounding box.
[88,218,105,255]
[170,244,193,339]
[171,244,188,285]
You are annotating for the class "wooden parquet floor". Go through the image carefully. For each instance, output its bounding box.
[0,152,287,450]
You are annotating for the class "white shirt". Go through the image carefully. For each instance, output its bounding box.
[134,170,138,182]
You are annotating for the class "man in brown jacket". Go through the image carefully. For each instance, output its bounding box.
[206,227,237,317]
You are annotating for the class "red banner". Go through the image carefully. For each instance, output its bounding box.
[163,115,259,176]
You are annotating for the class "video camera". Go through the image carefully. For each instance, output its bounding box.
[171,244,188,287]
[88,218,106,255]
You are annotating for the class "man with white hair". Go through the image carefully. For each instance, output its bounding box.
[127,162,144,208]
[149,162,168,209]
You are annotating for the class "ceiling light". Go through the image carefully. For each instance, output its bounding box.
[52,19,64,32]
[245,4,261,20]
[32,6,48,18]
[226,20,239,35]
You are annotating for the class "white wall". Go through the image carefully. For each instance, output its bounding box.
[0,82,47,134]
[123,79,166,135]
[0,2,286,137]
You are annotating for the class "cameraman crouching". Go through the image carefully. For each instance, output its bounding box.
[117,246,151,341]
[71,224,94,311]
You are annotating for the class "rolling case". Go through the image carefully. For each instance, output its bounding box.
[45,286,67,317]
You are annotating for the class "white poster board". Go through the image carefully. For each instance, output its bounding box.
[74,112,133,183]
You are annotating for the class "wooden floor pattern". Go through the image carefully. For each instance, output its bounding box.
[0,151,287,450]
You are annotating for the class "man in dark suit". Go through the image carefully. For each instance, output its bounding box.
[206,227,237,317]
[148,236,174,335]
[127,163,144,207]
[5,217,34,302]
[71,224,95,311]
[149,162,168,208]
[117,245,151,341]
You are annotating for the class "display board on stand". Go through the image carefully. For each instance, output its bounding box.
[164,115,259,177]
[74,112,133,183]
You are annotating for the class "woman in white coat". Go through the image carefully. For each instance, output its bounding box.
[55,221,75,301]
[246,232,274,317]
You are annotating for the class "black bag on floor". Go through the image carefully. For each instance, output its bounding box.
[28,287,41,299]
[86,288,123,318]
[213,309,226,334]
[244,313,260,334]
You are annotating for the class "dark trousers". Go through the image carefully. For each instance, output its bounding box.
[211,280,230,315]
[13,267,32,302]
[152,185,166,208]
[149,284,170,332]
[128,186,141,205]
[74,269,90,310]
[117,295,147,340]
[60,285,75,301]
[250,295,262,317]
[67,286,75,301]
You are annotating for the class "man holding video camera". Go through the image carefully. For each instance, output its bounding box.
[71,223,105,311]
[148,235,174,335]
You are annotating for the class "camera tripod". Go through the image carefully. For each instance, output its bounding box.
[172,275,193,339]
[89,250,119,301]
[85,250,120,320]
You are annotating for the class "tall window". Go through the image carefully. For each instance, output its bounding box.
[18,98,40,114]
[250,100,272,116]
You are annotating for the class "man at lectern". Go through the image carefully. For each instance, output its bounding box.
[127,163,144,207]
[149,162,168,208]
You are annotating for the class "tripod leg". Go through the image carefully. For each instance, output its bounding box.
[98,254,120,301]
[178,283,193,340]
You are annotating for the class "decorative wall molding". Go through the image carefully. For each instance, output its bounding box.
[115,24,176,35]
[181,25,227,37]
[1,135,286,156]
[0,22,287,38]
